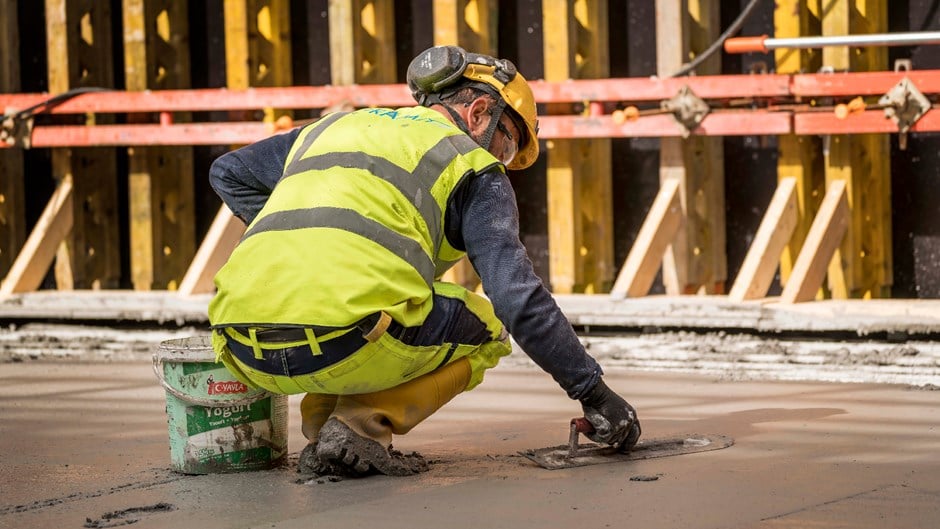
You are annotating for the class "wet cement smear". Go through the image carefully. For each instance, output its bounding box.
[84,502,176,528]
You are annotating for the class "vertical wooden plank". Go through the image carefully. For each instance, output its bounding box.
[780,180,849,303]
[774,0,825,291]
[773,0,822,74]
[180,0,294,295]
[656,0,689,295]
[610,179,683,300]
[655,0,726,296]
[433,0,498,53]
[690,0,726,295]
[821,0,891,299]
[124,0,195,291]
[0,0,25,278]
[329,0,397,85]
[45,0,120,290]
[543,0,613,294]
[728,178,799,301]
[225,0,293,114]
[433,0,496,291]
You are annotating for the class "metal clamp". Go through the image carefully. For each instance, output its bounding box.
[878,77,930,150]
[661,85,710,138]
[1,108,33,149]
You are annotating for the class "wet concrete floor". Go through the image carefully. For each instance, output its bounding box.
[1,360,938,529]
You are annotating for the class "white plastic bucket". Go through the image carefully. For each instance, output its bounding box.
[153,336,288,474]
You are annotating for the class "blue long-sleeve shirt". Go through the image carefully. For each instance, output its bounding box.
[209,126,601,400]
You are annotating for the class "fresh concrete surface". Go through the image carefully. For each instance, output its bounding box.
[2,358,938,529]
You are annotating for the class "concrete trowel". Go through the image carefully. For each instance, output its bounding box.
[521,418,733,470]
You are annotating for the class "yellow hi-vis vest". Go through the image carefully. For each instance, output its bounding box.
[209,106,503,329]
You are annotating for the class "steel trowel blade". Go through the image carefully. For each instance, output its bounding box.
[520,433,733,470]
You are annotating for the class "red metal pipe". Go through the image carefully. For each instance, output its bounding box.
[791,70,940,97]
[5,109,939,149]
[24,122,277,147]
[539,111,792,138]
[794,109,940,135]
[9,112,792,147]
[0,74,799,115]
[0,85,415,114]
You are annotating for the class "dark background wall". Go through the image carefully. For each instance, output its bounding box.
[889,0,940,298]
[12,0,940,297]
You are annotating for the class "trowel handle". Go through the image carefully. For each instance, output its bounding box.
[571,417,595,434]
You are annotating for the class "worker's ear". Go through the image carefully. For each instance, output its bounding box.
[465,96,492,136]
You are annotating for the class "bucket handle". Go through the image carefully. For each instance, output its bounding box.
[152,357,275,407]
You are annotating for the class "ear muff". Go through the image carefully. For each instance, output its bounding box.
[407,46,468,105]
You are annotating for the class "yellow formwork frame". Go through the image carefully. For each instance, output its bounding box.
[544,0,614,294]
[433,0,497,291]
[45,0,120,290]
[774,0,825,294]
[656,0,726,295]
[433,0,498,53]
[821,0,892,299]
[179,0,293,296]
[123,0,195,291]
[180,0,294,295]
[329,0,397,85]
[0,0,25,278]
[225,0,293,118]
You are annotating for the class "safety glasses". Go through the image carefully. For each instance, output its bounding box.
[495,117,519,166]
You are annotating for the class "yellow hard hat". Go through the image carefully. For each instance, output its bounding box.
[408,46,540,170]
[461,62,539,170]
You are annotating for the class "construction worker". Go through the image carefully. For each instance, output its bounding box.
[207,45,641,477]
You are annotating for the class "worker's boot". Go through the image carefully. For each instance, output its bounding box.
[297,393,344,475]
[316,357,472,477]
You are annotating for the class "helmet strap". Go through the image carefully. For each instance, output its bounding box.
[422,92,473,138]
[421,89,506,152]
[479,98,507,152]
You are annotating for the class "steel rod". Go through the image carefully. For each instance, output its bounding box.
[726,32,940,54]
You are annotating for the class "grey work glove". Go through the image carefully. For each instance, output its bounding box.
[579,378,641,451]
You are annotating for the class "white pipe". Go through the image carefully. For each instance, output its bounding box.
[766,31,940,50]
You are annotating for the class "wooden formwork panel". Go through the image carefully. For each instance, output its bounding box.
[433,0,497,53]
[124,0,196,291]
[821,0,892,299]
[45,0,120,290]
[0,0,925,304]
[181,0,294,295]
[329,0,397,85]
[543,0,613,294]
[774,0,825,290]
[0,0,25,278]
[0,150,24,277]
[655,0,726,295]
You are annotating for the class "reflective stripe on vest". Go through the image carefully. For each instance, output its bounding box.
[285,111,349,168]
[242,206,436,287]
[282,133,480,259]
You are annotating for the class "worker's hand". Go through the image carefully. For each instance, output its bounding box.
[579,378,641,451]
